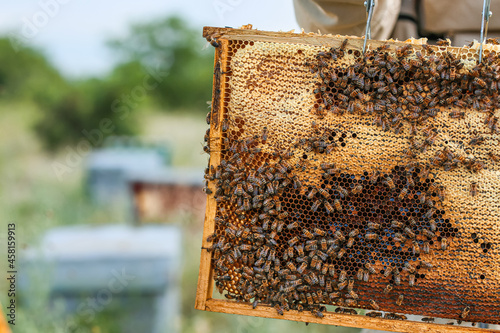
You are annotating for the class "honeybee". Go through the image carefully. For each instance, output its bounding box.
[357,268,364,281]
[337,186,349,198]
[311,228,326,237]
[338,269,347,283]
[324,200,334,214]
[461,306,470,319]
[317,238,327,251]
[297,262,307,274]
[326,167,340,176]
[351,184,363,194]
[328,264,336,277]
[316,187,330,199]
[441,237,448,250]
[383,283,393,294]
[345,277,354,291]
[391,220,404,229]
[420,260,433,269]
[369,170,380,184]
[427,218,437,231]
[311,200,321,212]
[383,266,393,278]
[220,118,229,132]
[316,251,328,260]
[368,222,380,230]
[422,241,430,254]
[327,243,339,256]
[305,242,318,251]
[364,262,376,274]
[347,237,358,249]
[335,230,345,242]
[288,236,299,246]
[314,310,324,318]
[303,228,315,239]
[488,151,500,162]
[307,188,318,200]
[404,227,416,239]
[473,77,486,88]
[370,299,380,310]
[365,232,378,241]
[345,299,357,307]
[396,44,412,57]
[261,126,268,141]
[449,111,465,119]
[398,186,408,200]
[424,208,436,219]
[366,311,382,318]
[469,136,485,146]
[295,244,305,256]
[340,38,348,50]
[412,241,420,255]
[404,262,415,272]
[310,273,319,285]
[338,280,348,290]
[240,244,252,252]
[397,294,404,306]
[384,175,395,190]
[334,199,343,212]
[363,270,370,282]
[345,229,359,238]
[337,248,346,258]
[409,273,415,287]
[242,198,251,211]
[394,272,401,286]
[278,211,288,220]
[470,182,478,197]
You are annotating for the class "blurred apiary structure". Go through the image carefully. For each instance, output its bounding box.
[20,225,182,333]
[196,26,500,332]
[127,167,205,224]
[85,138,171,206]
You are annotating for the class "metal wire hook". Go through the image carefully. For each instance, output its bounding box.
[363,0,376,56]
[479,0,492,63]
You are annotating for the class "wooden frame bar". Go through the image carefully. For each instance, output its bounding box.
[205,299,498,333]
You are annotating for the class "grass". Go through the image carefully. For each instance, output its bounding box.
[0,102,360,333]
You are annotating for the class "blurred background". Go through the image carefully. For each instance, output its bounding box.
[0,1,361,333]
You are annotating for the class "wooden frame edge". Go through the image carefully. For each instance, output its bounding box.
[202,26,488,60]
[204,299,498,333]
[195,39,230,310]
[203,26,423,50]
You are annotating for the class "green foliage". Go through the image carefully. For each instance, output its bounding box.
[0,38,67,103]
[0,14,214,151]
[32,58,149,151]
[108,16,214,110]
[33,79,141,151]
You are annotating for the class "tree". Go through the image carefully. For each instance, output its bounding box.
[33,76,142,151]
[2,14,213,151]
[107,15,214,110]
[0,38,67,103]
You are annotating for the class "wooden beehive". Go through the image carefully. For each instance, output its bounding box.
[196,26,500,332]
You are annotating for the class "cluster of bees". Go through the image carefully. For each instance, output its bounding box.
[203,121,458,320]
[311,40,500,175]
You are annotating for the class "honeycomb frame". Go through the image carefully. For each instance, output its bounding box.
[196,26,500,333]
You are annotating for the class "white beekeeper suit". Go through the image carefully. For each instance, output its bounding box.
[294,0,500,45]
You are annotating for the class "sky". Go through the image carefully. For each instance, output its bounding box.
[1,0,301,78]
